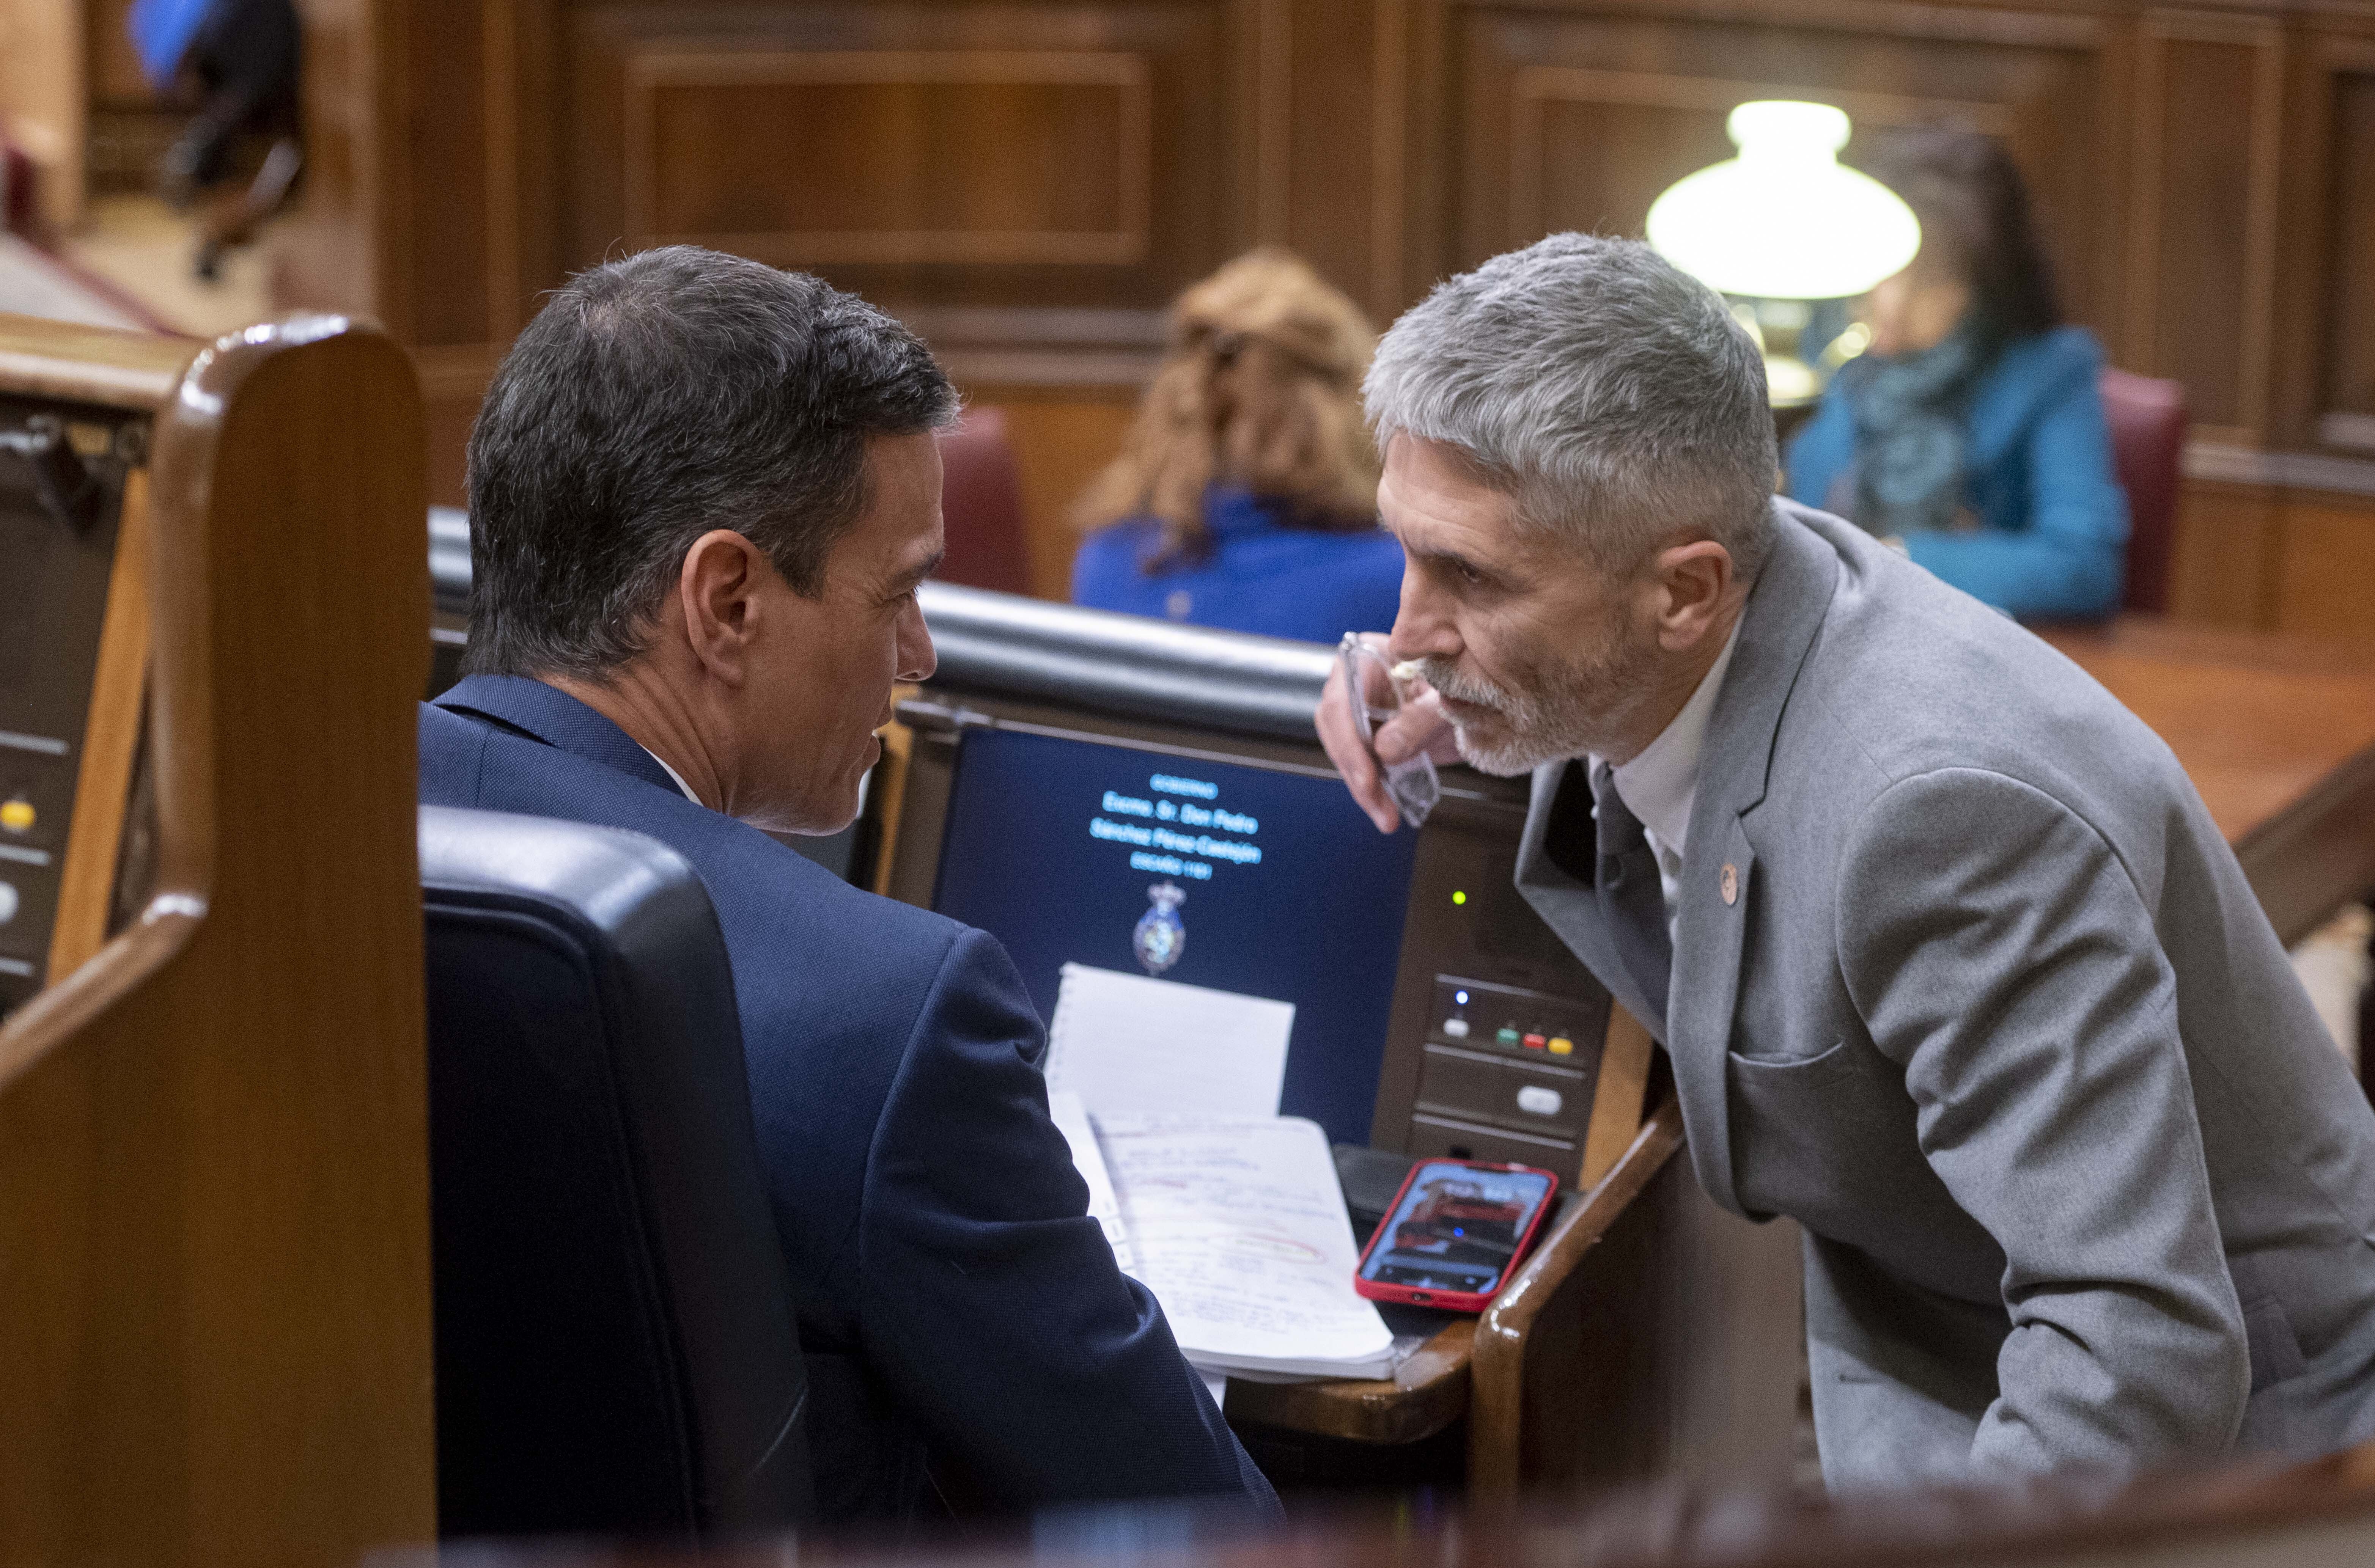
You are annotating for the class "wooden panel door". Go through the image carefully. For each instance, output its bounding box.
[1423,0,2117,329]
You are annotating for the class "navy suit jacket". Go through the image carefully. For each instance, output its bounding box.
[420,676,1275,1522]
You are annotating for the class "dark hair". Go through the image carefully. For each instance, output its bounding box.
[1859,128,2061,344]
[463,246,958,678]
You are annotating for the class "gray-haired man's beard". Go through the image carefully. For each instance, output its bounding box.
[1418,639,1661,775]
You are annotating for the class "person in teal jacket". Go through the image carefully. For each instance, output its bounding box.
[1786,129,2128,621]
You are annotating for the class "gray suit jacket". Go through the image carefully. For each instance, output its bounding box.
[1516,501,2375,1488]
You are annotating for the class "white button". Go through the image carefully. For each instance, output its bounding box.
[0,881,16,925]
[1442,1017,1470,1039]
[1516,1085,1562,1117]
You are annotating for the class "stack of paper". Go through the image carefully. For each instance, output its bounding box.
[1097,1115,1397,1379]
[1045,964,1397,1383]
[1045,963,1296,1120]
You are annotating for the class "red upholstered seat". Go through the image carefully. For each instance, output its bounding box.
[2099,367,2188,614]
[934,405,1033,597]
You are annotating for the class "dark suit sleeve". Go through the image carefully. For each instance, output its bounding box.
[1836,767,2249,1472]
[854,927,1278,1511]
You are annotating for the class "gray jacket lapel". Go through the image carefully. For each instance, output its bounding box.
[1668,501,1841,1214]
[1513,761,1669,1043]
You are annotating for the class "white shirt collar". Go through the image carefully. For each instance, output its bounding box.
[639,744,702,805]
[1590,619,1742,862]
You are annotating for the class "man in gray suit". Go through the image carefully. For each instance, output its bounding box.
[1320,233,2375,1486]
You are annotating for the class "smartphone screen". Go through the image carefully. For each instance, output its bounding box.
[1357,1161,1556,1295]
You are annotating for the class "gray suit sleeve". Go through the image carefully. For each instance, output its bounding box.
[1836,767,2248,1472]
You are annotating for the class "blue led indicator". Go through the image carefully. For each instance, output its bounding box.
[1454,990,1469,1006]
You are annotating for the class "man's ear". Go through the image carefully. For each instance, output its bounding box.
[676,529,771,686]
[1651,539,1735,650]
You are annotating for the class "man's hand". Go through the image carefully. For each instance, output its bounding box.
[1317,636,1462,833]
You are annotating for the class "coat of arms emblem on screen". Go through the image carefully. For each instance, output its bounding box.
[1132,881,1187,976]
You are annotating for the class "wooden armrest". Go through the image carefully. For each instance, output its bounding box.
[1466,1091,1688,1500]
[1222,1317,1475,1444]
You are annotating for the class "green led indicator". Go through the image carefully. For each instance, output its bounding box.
[1452,890,1467,905]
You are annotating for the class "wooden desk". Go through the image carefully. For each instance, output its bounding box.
[1226,1089,1713,1502]
[375,1436,2375,1568]
[2041,617,2375,946]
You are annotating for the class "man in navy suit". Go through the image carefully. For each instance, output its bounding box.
[419,246,1274,1522]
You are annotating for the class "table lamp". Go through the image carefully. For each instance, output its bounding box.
[1645,101,1920,407]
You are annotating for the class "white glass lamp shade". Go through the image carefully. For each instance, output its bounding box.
[1645,101,1921,300]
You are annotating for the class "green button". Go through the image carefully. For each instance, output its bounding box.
[1495,1026,1521,1046]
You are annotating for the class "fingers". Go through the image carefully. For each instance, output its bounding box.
[1373,687,1456,769]
[1318,661,1403,834]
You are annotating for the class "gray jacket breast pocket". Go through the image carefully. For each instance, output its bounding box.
[1727,1040,1916,1203]
[1728,1039,1903,1125]
[1725,1039,1983,1280]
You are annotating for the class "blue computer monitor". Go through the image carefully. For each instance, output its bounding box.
[931,726,1418,1148]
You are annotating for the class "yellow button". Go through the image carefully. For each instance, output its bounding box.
[0,799,32,834]
[1546,1037,1574,1056]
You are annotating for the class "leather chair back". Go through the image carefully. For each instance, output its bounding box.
[420,805,812,1541]
[2099,366,2188,614]
[936,405,1034,595]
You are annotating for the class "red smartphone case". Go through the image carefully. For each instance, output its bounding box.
[1351,1158,1559,1312]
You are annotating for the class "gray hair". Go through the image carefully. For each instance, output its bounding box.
[1364,234,1777,582]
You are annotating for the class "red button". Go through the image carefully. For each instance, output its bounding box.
[1521,1032,1547,1050]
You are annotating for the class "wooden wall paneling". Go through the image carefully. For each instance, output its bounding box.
[2261,25,2333,452]
[2126,9,2284,444]
[568,3,1239,313]
[1249,0,1293,246]
[2304,32,2375,456]
[1506,69,2009,252]
[2167,478,2281,628]
[1280,0,1387,308]
[1370,0,1413,318]
[1399,0,1458,305]
[484,0,523,343]
[411,343,501,509]
[621,49,1153,266]
[406,0,492,345]
[967,388,1142,600]
[1442,1,2112,333]
[2274,493,2375,645]
[478,0,571,343]
[512,0,565,335]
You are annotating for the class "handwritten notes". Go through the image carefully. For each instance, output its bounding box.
[1047,1090,1134,1273]
[1098,1117,1395,1380]
[1043,965,1389,1379]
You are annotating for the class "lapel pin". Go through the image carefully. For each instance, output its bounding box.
[1720,863,1739,905]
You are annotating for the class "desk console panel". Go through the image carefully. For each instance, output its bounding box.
[883,601,1624,1188]
[0,396,144,1017]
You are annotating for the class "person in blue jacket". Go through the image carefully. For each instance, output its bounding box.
[1786,129,2128,620]
[1071,250,1403,643]
[420,247,1276,1524]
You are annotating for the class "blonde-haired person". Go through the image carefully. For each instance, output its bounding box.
[1070,250,1403,643]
